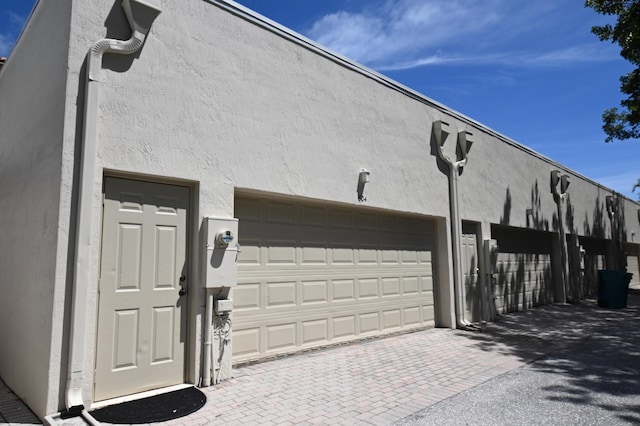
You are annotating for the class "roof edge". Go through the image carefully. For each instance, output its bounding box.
[205,0,638,205]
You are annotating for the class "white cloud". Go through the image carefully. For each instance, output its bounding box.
[307,0,502,67]
[593,171,640,198]
[0,33,13,57]
[0,10,29,57]
[305,0,618,71]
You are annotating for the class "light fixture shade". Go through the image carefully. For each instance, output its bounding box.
[359,169,370,184]
[457,130,474,155]
[560,175,570,194]
[550,170,561,193]
[433,120,450,147]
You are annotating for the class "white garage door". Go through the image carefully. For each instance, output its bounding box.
[232,195,436,364]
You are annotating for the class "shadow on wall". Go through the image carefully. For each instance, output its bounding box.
[464,247,481,322]
[495,252,553,314]
[492,184,634,310]
[528,180,550,231]
[491,226,553,315]
[584,195,606,239]
[500,188,511,225]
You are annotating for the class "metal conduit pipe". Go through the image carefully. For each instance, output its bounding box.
[434,121,478,330]
[202,291,214,387]
[65,0,161,413]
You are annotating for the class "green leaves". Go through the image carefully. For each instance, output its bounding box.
[586,0,640,143]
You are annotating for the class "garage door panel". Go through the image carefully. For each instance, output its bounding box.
[403,276,419,294]
[382,277,401,296]
[267,201,296,224]
[421,276,434,292]
[359,312,380,334]
[332,246,355,264]
[356,212,377,230]
[266,245,297,265]
[383,310,401,329]
[233,195,436,364]
[301,245,328,264]
[358,278,379,298]
[301,280,329,304]
[422,305,435,321]
[358,247,378,263]
[231,283,261,311]
[266,323,297,352]
[266,281,297,307]
[302,319,329,345]
[237,241,261,265]
[404,307,421,325]
[332,279,356,301]
[301,205,327,226]
[333,316,356,338]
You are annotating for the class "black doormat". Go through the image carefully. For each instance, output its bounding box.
[90,387,206,424]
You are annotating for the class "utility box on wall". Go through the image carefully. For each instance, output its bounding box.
[205,217,239,288]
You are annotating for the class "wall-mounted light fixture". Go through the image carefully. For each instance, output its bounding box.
[359,168,371,184]
[357,168,370,202]
[526,208,533,217]
[560,174,570,195]
[606,195,618,218]
[433,120,450,147]
[457,130,474,164]
[551,170,570,200]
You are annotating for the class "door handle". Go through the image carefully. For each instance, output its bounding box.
[179,288,187,296]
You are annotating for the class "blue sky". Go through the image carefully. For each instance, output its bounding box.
[1,0,639,199]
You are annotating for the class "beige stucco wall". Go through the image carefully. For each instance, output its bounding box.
[59,0,640,408]
[3,0,639,416]
[0,0,73,418]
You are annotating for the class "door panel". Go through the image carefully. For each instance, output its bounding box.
[233,195,435,364]
[95,178,189,402]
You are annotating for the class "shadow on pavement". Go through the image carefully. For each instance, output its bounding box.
[459,290,640,423]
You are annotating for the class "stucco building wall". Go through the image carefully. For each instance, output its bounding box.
[0,0,73,418]
[2,0,640,418]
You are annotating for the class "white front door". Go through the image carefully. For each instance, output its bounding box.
[94,177,189,402]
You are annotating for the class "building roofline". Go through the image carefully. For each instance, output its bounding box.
[205,0,639,204]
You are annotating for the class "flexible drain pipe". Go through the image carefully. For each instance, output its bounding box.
[65,0,161,414]
[434,121,476,329]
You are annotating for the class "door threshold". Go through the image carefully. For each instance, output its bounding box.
[90,383,192,410]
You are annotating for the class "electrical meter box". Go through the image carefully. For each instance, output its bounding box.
[205,217,239,288]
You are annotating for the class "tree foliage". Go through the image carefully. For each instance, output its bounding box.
[586,0,640,142]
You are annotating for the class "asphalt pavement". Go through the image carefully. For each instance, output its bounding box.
[396,292,640,426]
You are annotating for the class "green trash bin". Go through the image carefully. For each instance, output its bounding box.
[597,270,633,309]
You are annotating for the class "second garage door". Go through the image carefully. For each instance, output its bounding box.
[232,195,436,364]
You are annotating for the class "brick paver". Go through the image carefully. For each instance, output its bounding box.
[2,294,638,425]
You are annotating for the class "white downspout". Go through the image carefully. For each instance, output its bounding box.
[65,0,161,414]
[434,121,476,329]
[202,291,214,387]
